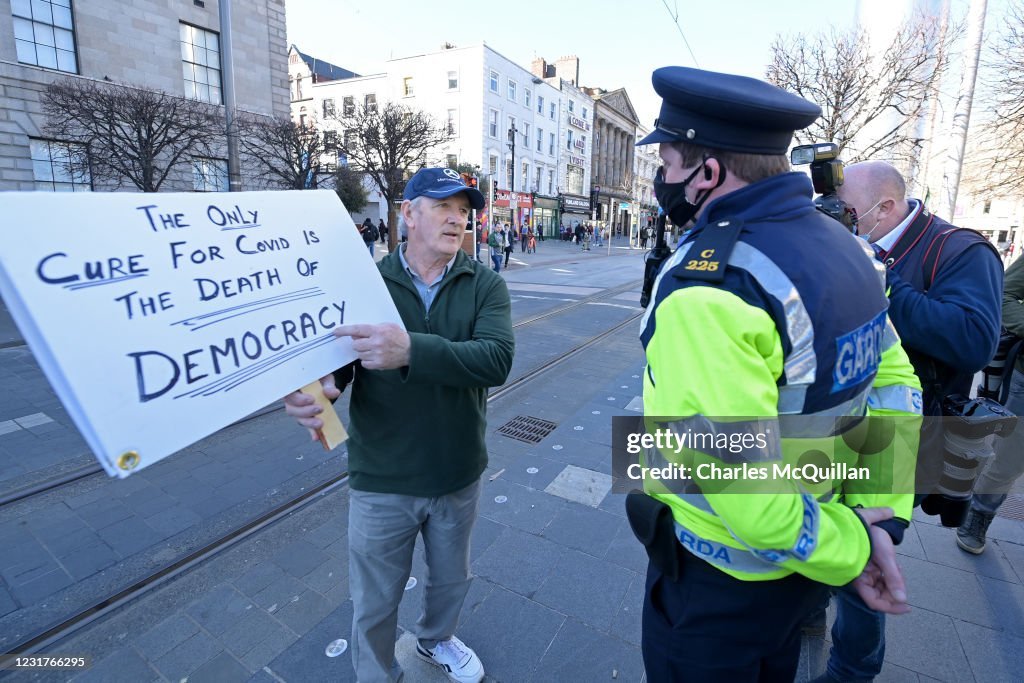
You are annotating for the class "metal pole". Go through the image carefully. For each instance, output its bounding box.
[508,124,518,226]
[940,0,987,219]
[219,0,242,192]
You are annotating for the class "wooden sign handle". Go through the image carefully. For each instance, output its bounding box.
[300,379,347,451]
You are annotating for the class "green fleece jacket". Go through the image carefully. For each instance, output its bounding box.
[344,249,514,496]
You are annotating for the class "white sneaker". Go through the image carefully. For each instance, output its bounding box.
[416,635,484,683]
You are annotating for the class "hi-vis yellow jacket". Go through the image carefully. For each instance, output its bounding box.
[640,174,922,585]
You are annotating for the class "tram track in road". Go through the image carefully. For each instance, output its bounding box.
[0,279,641,510]
[1,284,645,663]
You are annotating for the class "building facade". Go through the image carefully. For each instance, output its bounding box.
[1,0,289,192]
[585,86,640,235]
[291,43,604,238]
[531,55,595,233]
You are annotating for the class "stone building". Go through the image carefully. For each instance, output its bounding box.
[583,86,640,235]
[0,0,289,192]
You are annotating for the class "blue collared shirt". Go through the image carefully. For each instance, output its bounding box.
[397,243,457,312]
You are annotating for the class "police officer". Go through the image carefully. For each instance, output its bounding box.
[633,66,923,682]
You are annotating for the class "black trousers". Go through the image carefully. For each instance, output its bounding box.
[642,545,829,683]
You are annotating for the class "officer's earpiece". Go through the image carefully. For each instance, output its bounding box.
[704,165,712,181]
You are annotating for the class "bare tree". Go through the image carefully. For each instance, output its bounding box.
[766,14,955,169]
[963,1,1024,195]
[237,113,331,190]
[330,102,453,250]
[42,79,222,192]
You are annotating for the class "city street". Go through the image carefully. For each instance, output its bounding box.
[1,240,1023,682]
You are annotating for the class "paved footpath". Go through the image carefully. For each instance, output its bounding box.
[4,237,1024,682]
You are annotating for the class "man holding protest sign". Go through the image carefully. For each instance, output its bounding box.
[285,167,514,683]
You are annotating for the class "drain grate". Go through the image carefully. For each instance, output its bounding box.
[497,415,558,444]
[998,494,1024,522]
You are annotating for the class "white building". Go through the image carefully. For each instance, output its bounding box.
[531,55,596,232]
[290,42,597,238]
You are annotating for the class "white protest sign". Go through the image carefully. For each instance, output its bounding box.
[0,190,402,477]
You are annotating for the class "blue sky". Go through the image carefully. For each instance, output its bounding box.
[286,0,863,125]
[285,0,1009,127]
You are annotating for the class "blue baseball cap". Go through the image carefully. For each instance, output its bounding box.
[403,167,486,210]
[636,66,821,154]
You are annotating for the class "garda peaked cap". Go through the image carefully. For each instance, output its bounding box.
[636,66,821,154]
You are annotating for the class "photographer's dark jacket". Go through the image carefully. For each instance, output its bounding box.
[882,202,1003,412]
[342,250,514,497]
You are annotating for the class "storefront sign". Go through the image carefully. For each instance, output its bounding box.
[569,115,590,131]
[569,156,585,167]
[493,190,534,208]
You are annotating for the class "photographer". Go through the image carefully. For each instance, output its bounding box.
[818,161,1003,683]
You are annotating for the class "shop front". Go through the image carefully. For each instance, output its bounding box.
[531,195,559,239]
[490,189,533,230]
[559,193,591,239]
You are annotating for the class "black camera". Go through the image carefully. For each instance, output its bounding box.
[920,394,1016,527]
[790,143,858,232]
[641,212,671,308]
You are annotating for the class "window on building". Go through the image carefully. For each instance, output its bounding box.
[525,89,531,108]
[294,75,303,100]
[193,158,229,192]
[324,131,338,150]
[567,165,584,195]
[298,106,307,129]
[521,162,529,192]
[984,200,992,214]
[537,95,544,115]
[343,130,354,148]
[522,123,530,146]
[998,229,1009,242]
[447,70,458,89]
[550,101,556,120]
[30,138,90,191]
[180,23,222,104]
[447,109,457,135]
[403,77,414,96]
[13,0,77,72]
[489,70,499,93]
[508,79,517,101]
[548,170,555,195]
[323,98,335,118]
[566,130,574,151]
[506,158,513,187]
[536,128,543,152]
[343,96,354,115]
[447,154,458,168]
[549,132,555,156]
[580,135,586,150]
[582,106,588,120]
[365,93,377,112]
[489,155,498,178]
[568,100,574,114]
[489,109,499,138]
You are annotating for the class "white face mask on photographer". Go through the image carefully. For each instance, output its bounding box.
[856,201,883,241]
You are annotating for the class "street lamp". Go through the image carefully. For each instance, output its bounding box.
[507,124,519,227]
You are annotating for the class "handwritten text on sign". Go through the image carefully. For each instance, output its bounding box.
[0,190,401,477]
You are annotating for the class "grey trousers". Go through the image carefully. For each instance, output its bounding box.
[347,478,481,683]
[972,370,1024,514]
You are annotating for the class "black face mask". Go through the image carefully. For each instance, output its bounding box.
[653,160,726,228]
